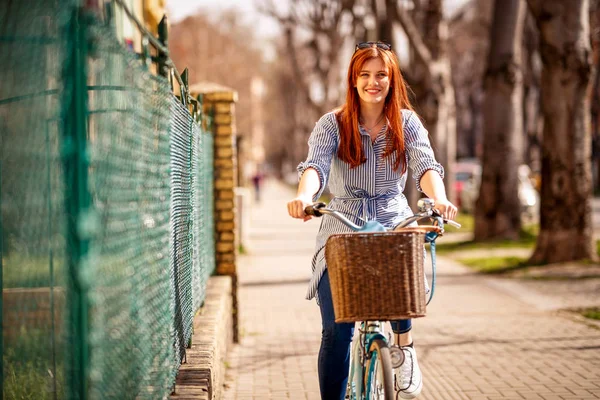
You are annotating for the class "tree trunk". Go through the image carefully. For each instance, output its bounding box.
[394,1,457,204]
[522,12,542,172]
[431,62,457,204]
[527,0,597,263]
[474,0,526,240]
[420,63,457,204]
[590,1,600,193]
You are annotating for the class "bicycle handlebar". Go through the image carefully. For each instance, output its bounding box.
[304,202,364,231]
[303,200,461,232]
[304,202,326,217]
[444,219,462,229]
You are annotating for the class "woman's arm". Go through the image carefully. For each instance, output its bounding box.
[288,113,339,221]
[288,167,320,221]
[402,111,458,220]
[419,170,458,220]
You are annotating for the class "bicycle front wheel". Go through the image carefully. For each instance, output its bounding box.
[364,339,394,400]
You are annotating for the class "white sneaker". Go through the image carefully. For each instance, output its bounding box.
[394,346,423,399]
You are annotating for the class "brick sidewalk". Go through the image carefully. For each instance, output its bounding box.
[223,180,600,400]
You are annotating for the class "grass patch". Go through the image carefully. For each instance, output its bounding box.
[436,236,535,255]
[581,308,600,320]
[459,256,529,273]
[3,329,65,399]
[441,214,538,235]
[2,256,66,288]
[444,213,474,233]
[437,222,539,254]
[438,232,600,259]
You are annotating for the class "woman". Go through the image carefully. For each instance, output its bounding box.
[287,42,457,400]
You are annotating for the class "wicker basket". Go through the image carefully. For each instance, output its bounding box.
[324,228,429,323]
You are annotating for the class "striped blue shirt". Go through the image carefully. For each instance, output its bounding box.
[297,109,444,301]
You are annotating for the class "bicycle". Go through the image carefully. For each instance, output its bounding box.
[304,198,461,400]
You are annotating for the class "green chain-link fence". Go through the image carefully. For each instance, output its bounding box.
[1,1,216,398]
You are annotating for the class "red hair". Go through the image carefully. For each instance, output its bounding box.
[336,47,414,172]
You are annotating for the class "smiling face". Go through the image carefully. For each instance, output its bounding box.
[355,57,390,107]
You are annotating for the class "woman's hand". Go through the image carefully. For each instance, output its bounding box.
[419,171,458,221]
[433,197,458,221]
[287,196,314,221]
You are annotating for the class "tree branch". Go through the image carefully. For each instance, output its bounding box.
[393,1,435,77]
[255,0,284,20]
[525,0,543,18]
[283,27,323,115]
[259,0,357,112]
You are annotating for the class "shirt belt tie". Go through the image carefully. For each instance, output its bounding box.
[334,191,398,221]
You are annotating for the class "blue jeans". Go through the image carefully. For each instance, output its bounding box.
[317,270,412,400]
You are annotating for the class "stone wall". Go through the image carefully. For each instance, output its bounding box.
[190,81,239,343]
[170,276,233,400]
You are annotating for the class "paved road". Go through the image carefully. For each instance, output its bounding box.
[223,180,600,400]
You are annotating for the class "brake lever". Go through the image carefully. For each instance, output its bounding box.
[444,219,461,228]
[431,210,461,229]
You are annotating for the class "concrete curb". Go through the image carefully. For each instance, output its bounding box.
[170,276,233,400]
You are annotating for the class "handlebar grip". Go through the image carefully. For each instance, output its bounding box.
[445,219,462,228]
[304,202,326,217]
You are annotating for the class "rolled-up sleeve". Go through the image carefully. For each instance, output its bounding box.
[404,111,445,192]
[297,112,339,201]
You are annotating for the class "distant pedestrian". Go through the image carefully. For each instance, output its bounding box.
[252,171,263,203]
[286,41,457,399]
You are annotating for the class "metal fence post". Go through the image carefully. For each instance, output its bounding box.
[0,154,3,400]
[62,6,92,399]
[141,36,151,70]
[158,15,169,78]
[181,67,189,106]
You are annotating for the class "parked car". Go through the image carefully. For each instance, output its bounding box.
[459,162,540,223]
[454,159,481,209]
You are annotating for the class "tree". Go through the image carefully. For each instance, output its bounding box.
[259,0,355,114]
[261,43,302,178]
[371,0,396,46]
[258,0,356,172]
[526,0,597,263]
[590,1,600,192]
[474,0,527,240]
[448,0,494,160]
[393,0,457,204]
[169,10,267,185]
[522,12,542,171]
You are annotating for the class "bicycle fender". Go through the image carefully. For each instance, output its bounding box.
[365,332,388,352]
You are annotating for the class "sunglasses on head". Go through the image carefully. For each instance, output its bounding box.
[355,41,392,52]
